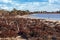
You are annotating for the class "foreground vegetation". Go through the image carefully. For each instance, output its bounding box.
[0,17,60,40]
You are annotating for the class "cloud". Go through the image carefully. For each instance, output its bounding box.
[0,0,60,11]
[0,0,12,3]
[48,0,60,4]
[14,2,60,12]
[0,4,13,11]
[14,2,47,11]
[40,4,60,12]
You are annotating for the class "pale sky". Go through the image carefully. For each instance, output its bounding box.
[0,0,60,12]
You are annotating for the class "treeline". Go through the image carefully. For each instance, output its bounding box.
[0,8,60,16]
[33,11,60,14]
[0,8,33,16]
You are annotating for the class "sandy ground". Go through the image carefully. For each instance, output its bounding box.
[0,36,26,40]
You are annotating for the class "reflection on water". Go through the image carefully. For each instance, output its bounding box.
[30,14,60,20]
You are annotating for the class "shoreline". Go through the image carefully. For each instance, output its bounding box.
[15,15,60,23]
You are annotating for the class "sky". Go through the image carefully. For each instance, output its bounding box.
[0,0,60,12]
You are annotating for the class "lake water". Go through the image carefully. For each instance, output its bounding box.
[30,14,60,20]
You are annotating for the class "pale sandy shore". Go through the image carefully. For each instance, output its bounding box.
[15,15,60,23]
[0,36,26,40]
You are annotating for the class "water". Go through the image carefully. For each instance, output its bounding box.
[30,14,60,20]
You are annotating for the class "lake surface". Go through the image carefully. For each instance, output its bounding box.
[30,14,60,20]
